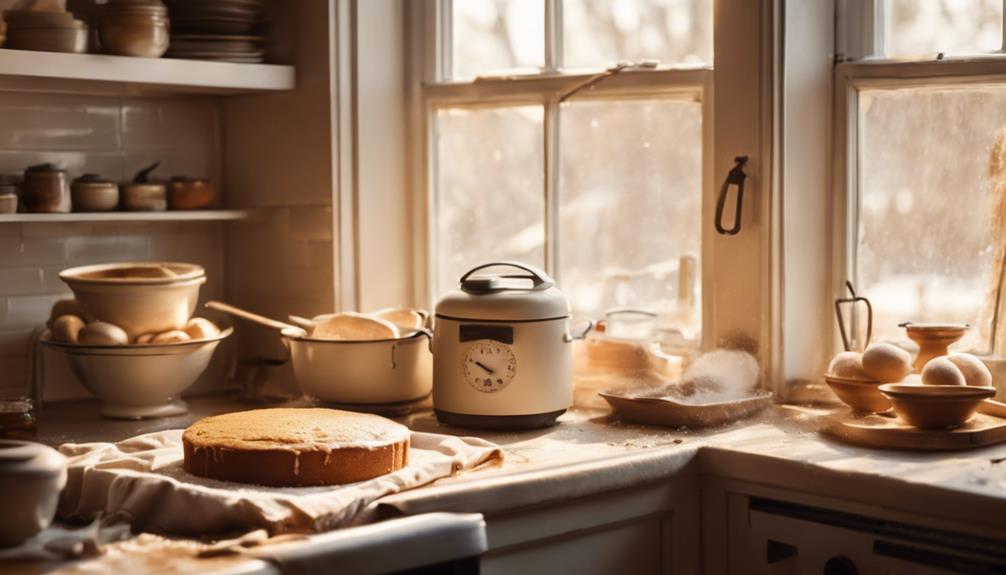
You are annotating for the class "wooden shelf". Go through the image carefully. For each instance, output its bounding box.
[0,49,295,94]
[0,210,255,223]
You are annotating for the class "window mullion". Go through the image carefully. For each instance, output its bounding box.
[545,0,562,72]
[440,0,453,81]
[544,98,561,282]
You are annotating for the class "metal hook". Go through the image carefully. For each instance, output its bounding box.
[715,156,748,236]
[835,281,873,352]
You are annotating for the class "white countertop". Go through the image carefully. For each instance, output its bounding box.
[13,395,1006,574]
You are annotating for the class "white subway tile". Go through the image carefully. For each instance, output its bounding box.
[6,293,59,329]
[0,93,120,152]
[0,267,42,295]
[64,235,121,263]
[40,267,72,294]
[288,206,333,241]
[19,238,67,264]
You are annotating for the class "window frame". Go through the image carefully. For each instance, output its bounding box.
[833,52,1006,356]
[413,0,719,347]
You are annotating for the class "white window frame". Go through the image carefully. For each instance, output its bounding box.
[401,0,780,382]
[833,2,1006,358]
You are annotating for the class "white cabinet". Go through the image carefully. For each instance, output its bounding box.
[479,478,699,575]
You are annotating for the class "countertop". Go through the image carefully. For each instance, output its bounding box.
[14,394,1006,573]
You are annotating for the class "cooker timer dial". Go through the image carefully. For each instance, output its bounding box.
[463,339,517,393]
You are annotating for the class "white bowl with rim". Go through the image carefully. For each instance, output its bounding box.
[42,327,231,419]
[59,261,206,340]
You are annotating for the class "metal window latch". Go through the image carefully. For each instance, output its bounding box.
[835,281,873,352]
[715,155,748,236]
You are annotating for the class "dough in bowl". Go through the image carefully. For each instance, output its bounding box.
[311,312,399,340]
[183,408,410,487]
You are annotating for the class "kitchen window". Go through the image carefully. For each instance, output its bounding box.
[835,1,1006,355]
[414,0,733,351]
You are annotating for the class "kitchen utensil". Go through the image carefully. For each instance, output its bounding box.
[22,163,70,213]
[433,261,588,429]
[42,328,231,419]
[59,261,206,339]
[121,161,167,210]
[167,177,214,209]
[822,410,1006,451]
[900,322,970,372]
[0,440,66,547]
[879,383,996,429]
[70,174,119,212]
[823,374,891,413]
[206,301,433,411]
[599,389,772,428]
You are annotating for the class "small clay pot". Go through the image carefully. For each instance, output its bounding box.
[167,178,214,210]
[121,183,166,211]
[71,174,119,212]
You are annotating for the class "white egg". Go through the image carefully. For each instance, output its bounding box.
[827,351,870,380]
[862,342,912,382]
[47,299,88,328]
[184,318,219,341]
[152,330,192,344]
[947,353,993,387]
[78,321,129,345]
[51,315,85,343]
[135,333,155,344]
[921,357,966,386]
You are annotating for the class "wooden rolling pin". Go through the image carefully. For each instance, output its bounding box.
[978,399,1006,419]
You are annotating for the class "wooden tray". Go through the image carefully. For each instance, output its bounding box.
[599,390,773,428]
[822,410,1006,451]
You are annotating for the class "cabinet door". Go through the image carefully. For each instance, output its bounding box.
[481,517,663,575]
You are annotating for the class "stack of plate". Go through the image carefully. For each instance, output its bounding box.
[163,0,265,63]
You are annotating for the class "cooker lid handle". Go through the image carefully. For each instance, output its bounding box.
[459,261,554,293]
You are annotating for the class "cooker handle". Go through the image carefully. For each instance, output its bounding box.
[564,319,595,343]
[459,261,554,291]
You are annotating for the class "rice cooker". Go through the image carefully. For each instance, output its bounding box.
[433,261,586,429]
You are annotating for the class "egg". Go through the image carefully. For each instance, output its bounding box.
[51,315,85,343]
[135,333,155,344]
[947,353,993,387]
[184,318,219,341]
[921,357,966,386]
[827,351,870,380]
[152,330,191,344]
[861,342,912,382]
[78,321,129,345]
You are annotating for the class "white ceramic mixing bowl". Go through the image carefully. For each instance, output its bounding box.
[59,262,206,339]
[43,328,231,419]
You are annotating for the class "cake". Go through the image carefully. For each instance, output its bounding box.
[182,408,410,487]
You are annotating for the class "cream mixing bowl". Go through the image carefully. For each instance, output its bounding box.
[42,328,231,419]
[59,262,206,339]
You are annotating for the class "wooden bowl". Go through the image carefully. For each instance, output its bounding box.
[823,374,890,413]
[879,383,995,429]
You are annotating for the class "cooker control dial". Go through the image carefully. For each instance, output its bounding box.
[463,339,517,393]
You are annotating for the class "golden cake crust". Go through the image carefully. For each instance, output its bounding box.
[182,408,410,487]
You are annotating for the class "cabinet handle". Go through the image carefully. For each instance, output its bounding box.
[714,155,748,236]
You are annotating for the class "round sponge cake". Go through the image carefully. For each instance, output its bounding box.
[183,408,410,486]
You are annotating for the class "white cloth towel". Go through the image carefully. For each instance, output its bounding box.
[56,430,502,537]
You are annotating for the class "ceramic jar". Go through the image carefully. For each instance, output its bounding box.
[0,440,67,547]
[167,177,214,210]
[99,0,170,58]
[0,174,19,214]
[71,174,119,212]
[22,164,70,213]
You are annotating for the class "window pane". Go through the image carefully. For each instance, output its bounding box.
[858,86,1006,351]
[559,97,702,341]
[434,106,545,297]
[886,0,1002,57]
[563,0,712,69]
[452,0,544,79]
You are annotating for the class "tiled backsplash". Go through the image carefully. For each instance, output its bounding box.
[0,92,224,399]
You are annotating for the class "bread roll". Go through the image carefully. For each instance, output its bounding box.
[861,343,912,383]
[373,307,426,331]
[51,315,85,343]
[184,318,219,341]
[152,330,191,344]
[827,351,870,380]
